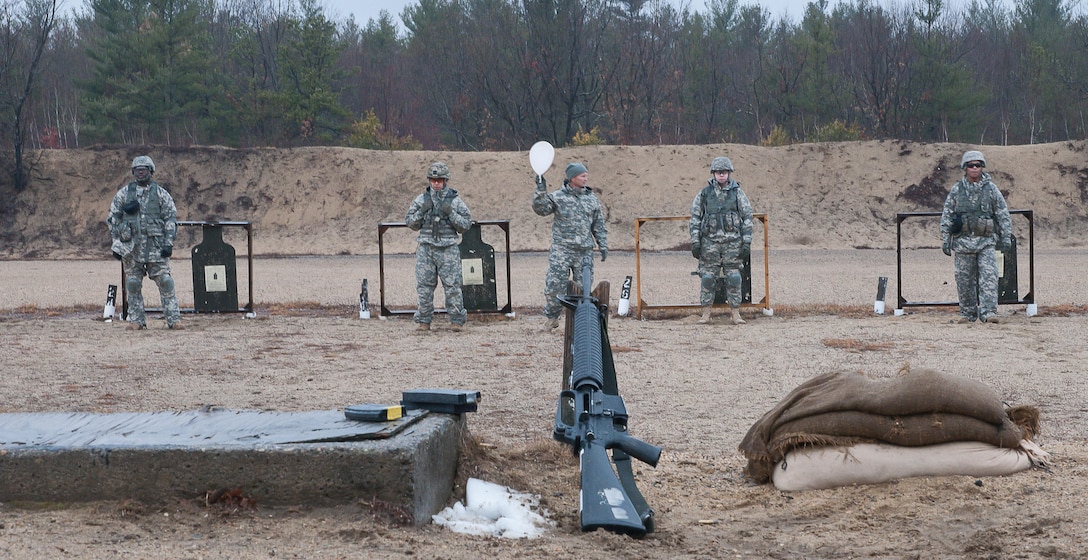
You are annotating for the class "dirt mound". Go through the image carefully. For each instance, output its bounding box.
[3,140,1087,259]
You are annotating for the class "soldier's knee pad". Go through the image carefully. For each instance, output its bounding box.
[125,276,142,293]
[700,274,717,291]
[158,275,175,293]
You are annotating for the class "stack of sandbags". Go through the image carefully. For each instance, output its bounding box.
[738,367,1049,491]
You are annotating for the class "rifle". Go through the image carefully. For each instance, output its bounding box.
[553,255,662,536]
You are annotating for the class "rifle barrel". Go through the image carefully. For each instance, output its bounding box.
[570,255,604,391]
[571,298,604,390]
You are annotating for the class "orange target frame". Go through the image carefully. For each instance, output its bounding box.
[633,214,771,319]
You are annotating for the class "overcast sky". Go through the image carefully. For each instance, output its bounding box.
[334,0,828,28]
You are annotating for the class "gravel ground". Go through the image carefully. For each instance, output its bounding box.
[1,250,1086,559]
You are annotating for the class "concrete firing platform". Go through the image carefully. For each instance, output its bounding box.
[0,408,465,525]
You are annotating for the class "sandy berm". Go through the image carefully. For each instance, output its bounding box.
[1,141,1086,558]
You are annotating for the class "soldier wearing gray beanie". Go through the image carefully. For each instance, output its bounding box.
[533,160,608,331]
[565,162,588,181]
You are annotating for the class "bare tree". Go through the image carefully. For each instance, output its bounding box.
[836,0,912,138]
[0,0,57,192]
[33,16,87,149]
[601,0,685,144]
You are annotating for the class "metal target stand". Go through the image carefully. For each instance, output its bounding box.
[895,210,1034,310]
[633,214,772,319]
[119,220,254,319]
[377,220,513,317]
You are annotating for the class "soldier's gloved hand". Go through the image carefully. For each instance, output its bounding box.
[439,199,454,216]
[739,242,751,261]
[941,236,952,256]
[600,249,608,262]
[160,245,173,258]
[113,251,122,261]
[691,242,701,259]
[997,236,1011,252]
[121,200,140,215]
[535,175,547,190]
[419,197,433,215]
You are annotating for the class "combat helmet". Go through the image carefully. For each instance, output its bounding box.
[960,150,986,169]
[131,155,156,174]
[710,156,734,172]
[427,161,451,180]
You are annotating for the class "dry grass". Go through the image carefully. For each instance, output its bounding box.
[0,304,99,320]
[4,302,1086,321]
[261,301,327,316]
[1036,303,1088,317]
[822,338,894,352]
[447,431,576,527]
[773,303,875,318]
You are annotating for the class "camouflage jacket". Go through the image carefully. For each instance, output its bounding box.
[532,183,608,252]
[940,173,1011,254]
[690,178,754,245]
[405,186,472,248]
[106,181,178,263]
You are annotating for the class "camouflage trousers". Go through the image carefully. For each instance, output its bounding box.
[123,259,180,327]
[543,245,594,320]
[954,247,999,320]
[697,239,743,308]
[414,243,466,325]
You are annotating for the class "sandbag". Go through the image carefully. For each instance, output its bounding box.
[770,411,1024,449]
[771,442,1034,491]
[739,368,1038,483]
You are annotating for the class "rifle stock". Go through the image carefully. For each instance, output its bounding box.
[579,442,648,534]
[553,255,661,536]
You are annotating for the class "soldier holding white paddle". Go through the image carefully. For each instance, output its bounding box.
[529,142,608,331]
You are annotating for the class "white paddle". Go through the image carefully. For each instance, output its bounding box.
[529,141,555,178]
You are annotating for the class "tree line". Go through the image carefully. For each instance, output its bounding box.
[2,0,1087,191]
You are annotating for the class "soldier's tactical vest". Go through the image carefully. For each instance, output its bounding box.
[953,183,995,237]
[424,188,461,241]
[124,182,167,246]
[700,184,742,237]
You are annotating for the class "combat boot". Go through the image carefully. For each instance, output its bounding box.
[731,309,746,325]
[451,323,464,332]
[167,322,185,330]
[543,316,560,331]
[127,322,146,331]
[417,322,431,331]
[697,307,712,324]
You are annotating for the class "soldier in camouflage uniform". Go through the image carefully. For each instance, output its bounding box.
[106,155,183,330]
[690,156,754,325]
[405,161,472,331]
[533,161,608,331]
[940,150,1012,324]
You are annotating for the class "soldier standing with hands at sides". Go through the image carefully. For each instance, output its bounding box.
[690,156,754,325]
[940,150,1011,324]
[405,161,472,332]
[533,161,608,331]
[106,155,183,330]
